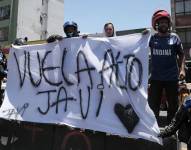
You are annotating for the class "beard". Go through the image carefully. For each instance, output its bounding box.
[158,25,169,33]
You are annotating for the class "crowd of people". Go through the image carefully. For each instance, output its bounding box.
[0,9,190,150]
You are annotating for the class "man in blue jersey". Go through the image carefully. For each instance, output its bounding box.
[148,10,185,124]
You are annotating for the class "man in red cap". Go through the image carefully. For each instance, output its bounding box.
[148,10,185,124]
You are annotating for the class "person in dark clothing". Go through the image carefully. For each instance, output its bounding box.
[0,49,7,78]
[0,46,7,105]
[148,10,185,124]
[158,96,191,150]
[46,21,79,43]
[13,37,28,46]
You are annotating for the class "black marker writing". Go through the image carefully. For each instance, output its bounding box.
[37,90,57,115]
[14,51,27,88]
[96,90,103,117]
[61,48,74,86]
[42,51,62,86]
[28,52,42,87]
[79,86,91,119]
[76,51,95,89]
[51,86,76,113]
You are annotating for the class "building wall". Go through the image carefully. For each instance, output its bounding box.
[176,15,191,27]
[17,0,42,40]
[0,0,18,46]
[171,0,191,59]
[47,0,64,38]
[0,0,11,43]
[17,0,64,41]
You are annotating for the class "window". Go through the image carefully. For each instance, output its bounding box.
[186,30,191,43]
[177,28,191,48]
[176,1,184,14]
[175,0,191,15]
[185,1,191,14]
[0,27,9,42]
[0,5,10,21]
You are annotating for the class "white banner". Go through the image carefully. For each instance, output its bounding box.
[0,33,161,144]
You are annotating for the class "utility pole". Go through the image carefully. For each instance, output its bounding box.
[40,0,49,40]
[170,0,176,31]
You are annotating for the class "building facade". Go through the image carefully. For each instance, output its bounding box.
[171,0,191,59]
[0,0,64,46]
[0,0,18,46]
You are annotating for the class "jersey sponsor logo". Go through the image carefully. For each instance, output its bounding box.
[153,48,171,56]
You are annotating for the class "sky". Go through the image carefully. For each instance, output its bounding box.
[64,0,170,34]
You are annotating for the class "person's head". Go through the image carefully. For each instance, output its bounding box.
[152,10,171,34]
[63,21,79,38]
[104,22,115,37]
[13,37,28,46]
